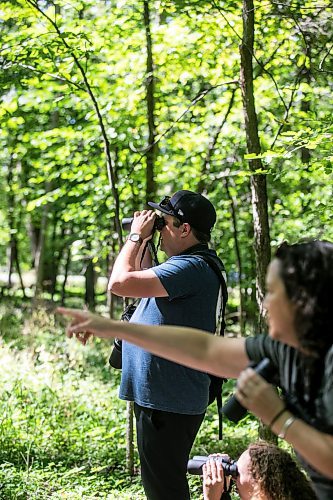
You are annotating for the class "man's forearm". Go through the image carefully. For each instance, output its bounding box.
[138,241,153,269]
[108,240,142,289]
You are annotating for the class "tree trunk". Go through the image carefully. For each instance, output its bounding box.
[6,155,17,289]
[49,218,66,299]
[7,235,15,290]
[6,155,26,298]
[61,244,71,306]
[34,205,48,298]
[224,176,245,335]
[126,401,135,476]
[85,255,96,311]
[240,0,275,443]
[143,0,157,204]
[240,0,271,331]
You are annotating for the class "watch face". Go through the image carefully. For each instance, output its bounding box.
[129,233,141,242]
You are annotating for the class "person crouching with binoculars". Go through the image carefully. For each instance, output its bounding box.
[188,442,316,500]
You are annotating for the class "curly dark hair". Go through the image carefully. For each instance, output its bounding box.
[275,240,333,355]
[248,442,316,500]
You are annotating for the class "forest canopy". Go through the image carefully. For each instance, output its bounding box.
[1,1,332,313]
[0,1,332,498]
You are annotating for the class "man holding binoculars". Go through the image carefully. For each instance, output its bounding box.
[108,190,225,500]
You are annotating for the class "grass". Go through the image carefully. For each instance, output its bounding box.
[0,301,258,499]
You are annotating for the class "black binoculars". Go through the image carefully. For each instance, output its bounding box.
[121,216,166,232]
[222,358,274,423]
[187,455,238,478]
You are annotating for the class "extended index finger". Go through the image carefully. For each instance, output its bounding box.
[56,307,84,318]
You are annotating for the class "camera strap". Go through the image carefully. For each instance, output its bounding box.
[140,239,160,268]
[180,244,228,440]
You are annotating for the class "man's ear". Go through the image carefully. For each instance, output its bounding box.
[181,222,191,237]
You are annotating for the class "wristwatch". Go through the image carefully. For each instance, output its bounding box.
[127,233,143,245]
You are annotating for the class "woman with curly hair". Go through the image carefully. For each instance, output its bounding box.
[58,240,333,499]
[203,442,316,500]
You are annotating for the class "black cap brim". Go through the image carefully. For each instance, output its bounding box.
[147,201,174,216]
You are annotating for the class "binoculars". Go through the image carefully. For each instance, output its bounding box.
[122,216,166,232]
[187,455,238,478]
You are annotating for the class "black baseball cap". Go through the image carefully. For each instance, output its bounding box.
[148,190,216,235]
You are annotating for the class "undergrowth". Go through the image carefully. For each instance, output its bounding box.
[0,303,258,499]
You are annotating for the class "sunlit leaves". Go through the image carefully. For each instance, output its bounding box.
[0,0,332,288]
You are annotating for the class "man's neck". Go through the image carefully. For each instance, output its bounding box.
[178,242,209,256]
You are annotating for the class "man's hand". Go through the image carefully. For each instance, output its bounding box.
[130,210,156,241]
[56,307,116,345]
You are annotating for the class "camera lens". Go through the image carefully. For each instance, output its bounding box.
[222,358,274,423]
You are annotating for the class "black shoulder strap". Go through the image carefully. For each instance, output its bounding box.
[191,251,228,440]
[191,252,228,335]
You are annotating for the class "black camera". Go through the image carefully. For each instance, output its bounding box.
[187,455,238,478]
[121,216,166,232]
[222,358,274,423]
[109,302,138,370]
[109,338,122,369]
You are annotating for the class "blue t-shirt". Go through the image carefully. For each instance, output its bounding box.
[119,254,220,414]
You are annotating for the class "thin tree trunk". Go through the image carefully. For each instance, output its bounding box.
[240,0,271,331]
[34,204,48,298]
[224,177,245,335]
[61,245,71,306]
[126,401,135,476]
[85,255,96,311]
[143,0,157,203]
[29,220,40,268]
[240,0,275,443]
[50,219,66,299]
[13,237,26,298]
[6,155,26,298]
[7,236,15,289]
[6,155,16,289]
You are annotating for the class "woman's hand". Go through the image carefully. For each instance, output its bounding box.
[235,367,285,425]
[203,457,227,500]
[56,308,115,345]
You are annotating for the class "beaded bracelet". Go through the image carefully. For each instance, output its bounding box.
[268,407,287,429]
[278,416,297,439]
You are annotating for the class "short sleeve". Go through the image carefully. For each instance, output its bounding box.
[152,256,216,300]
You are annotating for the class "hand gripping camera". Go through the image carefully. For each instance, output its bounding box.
[187,455,238,478]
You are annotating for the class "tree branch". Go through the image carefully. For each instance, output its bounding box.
[15,62,86,91]
[25,0,123,243]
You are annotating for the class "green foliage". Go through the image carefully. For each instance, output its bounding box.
[0,305,257,498]
[0,1,332,331]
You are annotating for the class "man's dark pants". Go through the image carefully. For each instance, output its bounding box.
[134,403,205,500]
